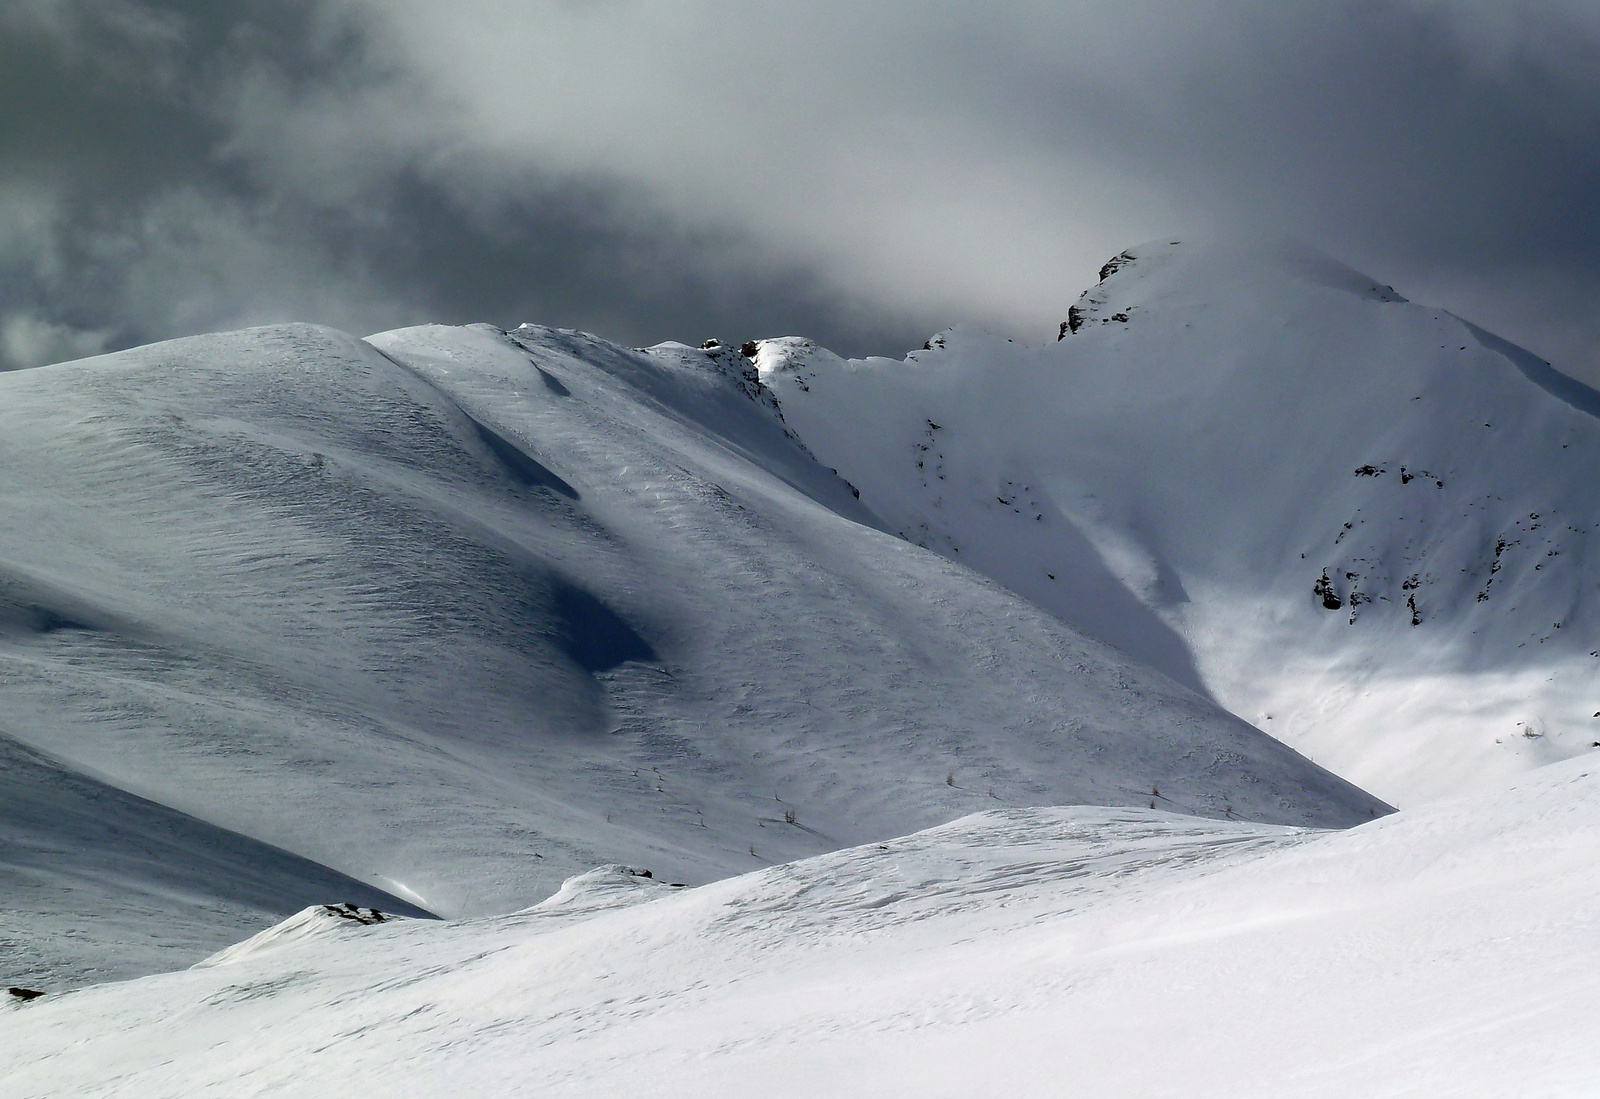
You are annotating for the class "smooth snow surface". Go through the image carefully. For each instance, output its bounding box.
[6,756,1597,1098]
[0,320,1378,986]
[756,238,1600,804]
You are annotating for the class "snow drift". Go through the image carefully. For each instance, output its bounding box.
[6,755,1597,1097]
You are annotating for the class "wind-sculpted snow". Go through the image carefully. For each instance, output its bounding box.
[757,238,1600,804]
[0,319,1380,986]
[194,903,415,969]
[6,759,1597,1097]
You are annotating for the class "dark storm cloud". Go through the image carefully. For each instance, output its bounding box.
[0,0,370,364]
[998,2,1600,373]
[3,0,1599,382]
[0,0,936,368]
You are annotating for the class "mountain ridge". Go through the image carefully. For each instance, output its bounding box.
[754,237,1600,804]
[0,313,1381,985]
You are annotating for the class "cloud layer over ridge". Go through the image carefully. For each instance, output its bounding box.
[3,0,1598,381]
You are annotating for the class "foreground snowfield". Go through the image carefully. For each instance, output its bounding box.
[7,755,1597,1097]
[0,315,1376,985]
[757,239,1600,805]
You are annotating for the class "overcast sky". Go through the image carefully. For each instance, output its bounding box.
[3,0,1599,383]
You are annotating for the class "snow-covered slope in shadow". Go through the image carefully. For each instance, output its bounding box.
[0,735,431,988]
[756,238,1600,804]
[0,320,1381,981]
[7,757,1595,1097]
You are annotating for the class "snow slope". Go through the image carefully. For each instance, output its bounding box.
[7,755,1596,1098]
[756,237,1600,804]
[0,734,431,989]
[0,320,1379,985]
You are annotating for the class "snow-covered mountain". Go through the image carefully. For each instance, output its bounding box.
[14,237,1600,1094]
[756,238,1600,805]
[8,756,1597,1097]
[0,319,1378,986]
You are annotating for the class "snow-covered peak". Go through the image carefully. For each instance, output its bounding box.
[749,335,826,385]
[759,239,1600,804]
[1060,237,1409,339]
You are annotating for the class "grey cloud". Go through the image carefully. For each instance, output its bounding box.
[0,311,111,369]
[1038,2,1600,381]
[0,0,938,369]
[346,0,1600,375]
[2,0,1598,380]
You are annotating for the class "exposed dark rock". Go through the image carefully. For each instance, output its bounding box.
[1098,251,1135,281]
[1347,590,1370,624]
[1314,571,1343,610]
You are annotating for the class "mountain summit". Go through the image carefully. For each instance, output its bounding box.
[756,237,1600,805]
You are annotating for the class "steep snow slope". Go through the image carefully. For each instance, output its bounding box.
[756,238,1600,804]
[7,757,1597,1098]
[0,321,1380,984]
